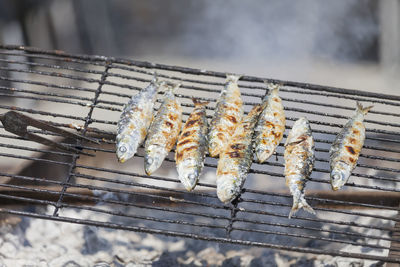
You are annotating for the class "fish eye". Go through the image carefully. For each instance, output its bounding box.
[119,146,127,153]
[256,148,265,154]
[332,172,342,181]
[146,157,153,164]
[188,173,196,180]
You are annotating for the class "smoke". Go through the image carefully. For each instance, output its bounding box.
[177,1,319,60]
[147,0,379,63]
[3,0,379,64]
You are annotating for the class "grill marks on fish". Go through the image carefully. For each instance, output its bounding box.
[117,73,373,219]
[345,146,356,155]
[330,102,373,191]
[254,83,286,163]
[208,75,243,157]
[284,117,315,219]
[216,104,262,203]
[116,77,160,163]
[175,98,209,191]
[144,83,182,175]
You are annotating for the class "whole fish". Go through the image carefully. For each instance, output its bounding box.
[216,105,263,203]
[254,82,285,163]
[116,77,162,163]
[284,117,315,218]
[175,98,209,191]
[208,74,243,157]
[144,83,182,175]
[330,102,373,191]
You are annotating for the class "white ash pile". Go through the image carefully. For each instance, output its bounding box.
[0,206,389,266]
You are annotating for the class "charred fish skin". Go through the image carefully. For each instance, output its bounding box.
[330,102,373,191]
[175,98,209,191]
[144,83,182,175]
[254,82,285,163]
[284,117,315,218]
[116,77,162,163]
[208,74,243,158]
[216,105,263,203]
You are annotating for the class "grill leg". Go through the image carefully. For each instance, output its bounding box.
[387,203,400,266]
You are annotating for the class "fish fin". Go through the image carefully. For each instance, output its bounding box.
[247,104,263,118]
[288,196,315,219]
[284,137,289,147]
[170,82,181,92]
[163,82,180,94]
[156,81,168,93]
[192,98,210,107]
[284,135,296,147]
[151,72,159,84]
[356,102,373,115]
[226,74,242,83]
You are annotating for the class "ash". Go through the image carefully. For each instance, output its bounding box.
[0,206,387,267]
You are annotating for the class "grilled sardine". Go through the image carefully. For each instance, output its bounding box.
[330,102,373,191]
[216,105,263,203]
[116,77,161,163]
[284,117,315,218]
[144,83,182,175]
[254,83,285,163]
[208,74,243,157]
[175,98,209,191]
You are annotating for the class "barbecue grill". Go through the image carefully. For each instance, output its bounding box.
[0,44,399,264]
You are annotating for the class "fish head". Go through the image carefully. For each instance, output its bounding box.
[116,143,135,163]
[144,145,168,175]
[177,159,200,191]
[216,174,240,204]
[330,163,352,191]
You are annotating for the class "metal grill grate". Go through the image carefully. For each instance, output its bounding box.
[0,44,399,263]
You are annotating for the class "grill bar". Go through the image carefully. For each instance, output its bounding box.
[0,183,397,245]
[1,66,399,132]
[1,67,397,119]
[0,133,400,215]
[1,119,399,181]
[2,85,399,145]
[2,45,400,101]
[2,120,399,172]
[3,120,400,154]
[1,172,399,258]
[2,169,399,212]
[2,169,399,231]
[0,132,396,211]
[5,190,395,252]
[1,138,399,193]
[0,44,399,263]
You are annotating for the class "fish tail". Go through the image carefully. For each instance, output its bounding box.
[192,97,209,107]
[288,195,316,219]
[264,81,281,94]
[356,102,373,115]
[226,74,242,83]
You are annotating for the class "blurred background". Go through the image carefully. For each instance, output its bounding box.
[0,0,399,93]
